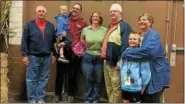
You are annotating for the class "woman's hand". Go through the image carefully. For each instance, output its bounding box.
[101,51,106,59]
[114,61,120,71]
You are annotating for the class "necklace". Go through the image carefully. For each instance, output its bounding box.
[126,60,132,76]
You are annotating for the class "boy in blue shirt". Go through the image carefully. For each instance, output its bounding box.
[119,32,151,103]
[55,5,72,63]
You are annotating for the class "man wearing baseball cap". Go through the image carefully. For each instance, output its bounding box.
[101,3,133,103]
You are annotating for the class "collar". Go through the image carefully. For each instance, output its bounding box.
[87,25,103,30]
[55,13,69,19]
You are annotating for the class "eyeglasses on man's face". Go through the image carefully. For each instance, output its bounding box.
[72,7,80,11]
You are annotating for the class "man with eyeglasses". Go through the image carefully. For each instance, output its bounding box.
[21,5,56,103]
[67,3,87,102]
[54,3,86,103]
[101,3,133,103]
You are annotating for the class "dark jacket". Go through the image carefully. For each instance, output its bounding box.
[21,20,56,56]
[121,28,170,94]
[106,20,133,66]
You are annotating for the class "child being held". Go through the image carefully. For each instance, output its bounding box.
[120,32,151,103]
[55,5,72,63]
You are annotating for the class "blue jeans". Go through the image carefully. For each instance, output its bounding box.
[26,55,51,102]
[82,53,103,102]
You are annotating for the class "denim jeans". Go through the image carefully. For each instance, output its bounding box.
[82,53,103,102]
[26,55,51,102]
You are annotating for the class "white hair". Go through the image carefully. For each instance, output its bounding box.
[36,5,47,13]
[110,3,122,13]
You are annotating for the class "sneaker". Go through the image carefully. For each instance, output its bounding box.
[85,100,92,103]
[68,96,74,103]
[93,100,99,103]
[37,99,45,104]
[29,100,36,103]
[54,95,61,103]
[58,57,69,63]
[62,93,68,102]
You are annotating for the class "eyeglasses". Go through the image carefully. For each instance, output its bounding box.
[92,16,100,18]
[109,10,119,13]
[72,7,80,11]
[38,10,45,13]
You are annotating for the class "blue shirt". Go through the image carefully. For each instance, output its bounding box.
[120,58,151,92]
[55,13,70,37]
[121,28,170,94]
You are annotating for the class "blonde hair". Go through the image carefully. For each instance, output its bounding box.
[36,5,47,13]
[138,13,154,27]
[59,5,68,10]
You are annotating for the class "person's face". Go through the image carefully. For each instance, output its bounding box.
[36,6,46,19]
[72,4,81,15]
[129,34,140,47]
[60,6,68,16]
[138,16,151,30]
[91,12,100,24]
[109,10,120,22]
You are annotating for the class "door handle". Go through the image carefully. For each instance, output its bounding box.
[170,44,176,66]
[176,47,184,52]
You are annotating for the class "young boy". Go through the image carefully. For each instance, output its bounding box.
[120,32,151,103]
[55,5,72,63]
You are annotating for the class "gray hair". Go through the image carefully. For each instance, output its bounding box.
[36,5,47,13]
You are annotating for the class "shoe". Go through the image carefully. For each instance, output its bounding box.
[37,99,45,104]
[54,95,61,103]
[68,96,74,103]
[58,57,69,63]
[62,93,68,102]
[29,100,36,103]
[85,100,92,103]
[93,100,99,103]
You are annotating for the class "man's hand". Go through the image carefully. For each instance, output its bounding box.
[61,31,67,37]
[57,42,66,47]
[22,56,29,65]
[51,56,56,64]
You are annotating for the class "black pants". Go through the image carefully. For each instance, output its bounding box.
[54,45,81,97]
[55,59,67,96]
[67,48,82,96]
[141,89,164,103]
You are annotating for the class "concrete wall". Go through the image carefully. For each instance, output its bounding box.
[9,1,23,45]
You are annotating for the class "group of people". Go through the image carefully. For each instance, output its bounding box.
[21,2,170,103]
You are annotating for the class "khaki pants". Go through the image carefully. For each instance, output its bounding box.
[104,61,122,103]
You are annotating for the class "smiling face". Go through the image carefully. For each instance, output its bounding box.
[138,13,154,32]
[60,5,68,16]
[109,4,122,23]
[138,16,151,31]
[92,12,100,24]
[72,4,81,16]
[129,33,141,48]
[36,6,47,19]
